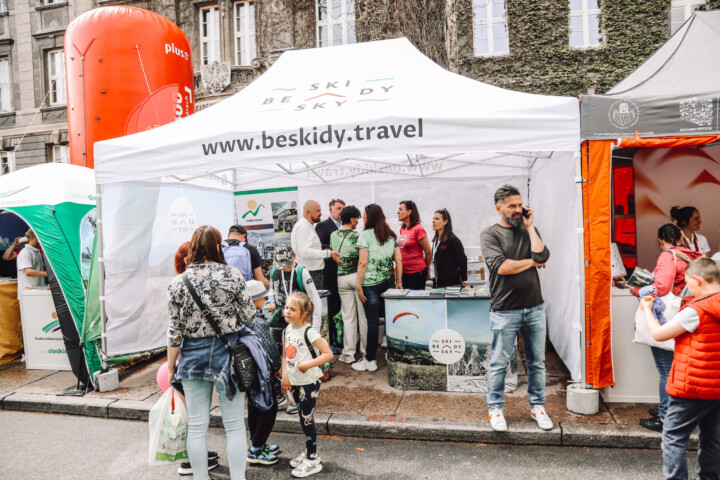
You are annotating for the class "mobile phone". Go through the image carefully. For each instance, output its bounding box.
[522,207,530,219]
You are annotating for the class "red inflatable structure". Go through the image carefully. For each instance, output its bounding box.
[65,7,194,168]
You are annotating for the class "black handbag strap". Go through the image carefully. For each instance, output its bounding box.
[181,272,234,353]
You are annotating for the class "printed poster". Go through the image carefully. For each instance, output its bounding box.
[234,187,300,260]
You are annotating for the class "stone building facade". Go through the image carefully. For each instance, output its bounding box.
[0,0,715,174]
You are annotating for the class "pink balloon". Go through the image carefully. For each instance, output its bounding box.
[156,361,170,392]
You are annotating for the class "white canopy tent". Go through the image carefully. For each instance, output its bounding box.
[94,38,584,380]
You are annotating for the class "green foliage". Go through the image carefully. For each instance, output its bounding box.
[456,0,677,96]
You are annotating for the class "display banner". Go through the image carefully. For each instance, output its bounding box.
[102,183,233,356]
[385,297,518,393]
[234,187,300,260]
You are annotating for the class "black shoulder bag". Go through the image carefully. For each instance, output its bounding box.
[181,273,258,392]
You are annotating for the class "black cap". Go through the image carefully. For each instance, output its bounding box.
[229,225,247,235]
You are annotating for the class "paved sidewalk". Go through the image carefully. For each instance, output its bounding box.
[0,349,690,450]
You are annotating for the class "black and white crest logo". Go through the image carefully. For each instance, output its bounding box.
[679,96,714,126]
[608,100,640,129]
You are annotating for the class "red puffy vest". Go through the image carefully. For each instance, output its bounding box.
[666,292,720,400]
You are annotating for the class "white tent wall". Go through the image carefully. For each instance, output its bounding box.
[528,151,582,381]
[101,182,234,356]
[298,174,529,247]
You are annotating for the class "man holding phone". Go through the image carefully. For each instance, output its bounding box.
[480,184,551,432]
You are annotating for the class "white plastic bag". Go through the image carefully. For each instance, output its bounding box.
[148,387,188,465]
[633,304,675,351]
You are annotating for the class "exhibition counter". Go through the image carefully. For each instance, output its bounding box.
[602,287,660,403]
[383,290,518,393]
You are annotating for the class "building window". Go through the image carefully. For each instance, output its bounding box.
[671,0,704,34]
[0,0,7,14]
[47,49,66,106]
[43,0,65,4]
[234,1,256,66]
[0,57,11,113]
[472,0,509,57]
[569,0,601,48]
[48,145,69,164]
[199,6,221,65]
[316,0,356,47]
[0,151,15,176]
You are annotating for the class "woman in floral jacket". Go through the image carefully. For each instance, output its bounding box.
[167,225,256,480]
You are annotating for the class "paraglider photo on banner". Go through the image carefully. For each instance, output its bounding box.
[385,298,447,391]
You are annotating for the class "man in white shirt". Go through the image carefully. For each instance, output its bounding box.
[16,229,47,299]
[290,199,341,288]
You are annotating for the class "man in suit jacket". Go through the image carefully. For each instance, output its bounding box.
[316,198,345,351]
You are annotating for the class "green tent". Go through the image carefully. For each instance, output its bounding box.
[0,163,101,386]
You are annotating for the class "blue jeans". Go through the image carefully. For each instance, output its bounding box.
[182,379,247,480]
[361,278,395,362]
[650,346,674,420]
[662,396,720,480]
[487,304,546,411]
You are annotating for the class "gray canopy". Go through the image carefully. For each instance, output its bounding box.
[581,11,720,140]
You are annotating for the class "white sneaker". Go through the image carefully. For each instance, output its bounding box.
[380,335,387,348]
[290,452,308,468]
[489,408,507,432]
[365,360,378,372]
[338,355,355,364]
[292,457,322,478]
[351,358,368,371]
[530,405,553,430]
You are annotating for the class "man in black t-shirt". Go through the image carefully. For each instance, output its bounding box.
[480,184,552,433]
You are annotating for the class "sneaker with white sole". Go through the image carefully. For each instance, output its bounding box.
[380,336,387,348]
[338,355,355,364]
[292,457,322,478]
[286,403,299,414]
[351,358,368,371]
[530,405,553,430]
[178,456,219,476]
[365,360,378,372]
[489,408,507,432]
[290,453,321,468]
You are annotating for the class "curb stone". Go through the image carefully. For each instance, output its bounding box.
[2,394,698,451]
[326,413,562,445]
[0,391,11,409]
[3,392,115,418]
[209,406,331,435]
[560,422,698,450]
[108,400,155,421]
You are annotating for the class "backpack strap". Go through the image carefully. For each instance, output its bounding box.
[304,325,318,359]
[296,265,305,293]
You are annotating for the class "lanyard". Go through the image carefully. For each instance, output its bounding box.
[682,232,699,252]
[280,265,297,298]
[430,237,439,278]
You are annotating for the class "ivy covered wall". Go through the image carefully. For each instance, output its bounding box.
[456,0,680,96]
[355,0,448,67]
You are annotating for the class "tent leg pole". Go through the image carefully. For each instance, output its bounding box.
[95,184,109,371]
[575,150,588,388]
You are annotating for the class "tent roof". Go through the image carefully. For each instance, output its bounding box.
[94,38,580,186]
[581,11,720,140]
[0,163,95,208]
